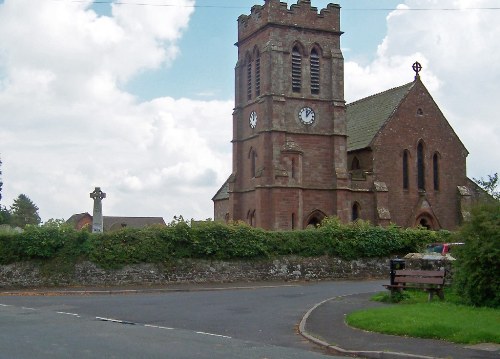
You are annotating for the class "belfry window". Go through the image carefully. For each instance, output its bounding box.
[310,49,320,94]
[403,150,409,190]
[247,58,252,101]
[255,53,261,97]
[417,142,425,190]
[433,153,439,191]
[292,46,302,92]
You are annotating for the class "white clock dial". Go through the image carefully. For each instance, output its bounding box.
[298,107,315,125]
[249,111,257,129]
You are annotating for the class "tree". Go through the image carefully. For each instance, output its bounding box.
[0,155,3,203]
[473,172,500,200]
[452,202,500,308]
[10,194,41,228]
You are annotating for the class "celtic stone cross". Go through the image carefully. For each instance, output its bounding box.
[90,187,106,233]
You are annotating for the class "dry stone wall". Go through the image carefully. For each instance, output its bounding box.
[0,256,451,289]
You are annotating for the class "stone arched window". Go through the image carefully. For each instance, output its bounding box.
[246,53,252,101]
[433,152,440,191]
[403,150,410,190]
[352,202,360,221]
[291,45,302,93]
[310,48,320,94]
[351,156,360,170]
[254,48,261,97]
[417,141,425,190]
[248,148,257,178]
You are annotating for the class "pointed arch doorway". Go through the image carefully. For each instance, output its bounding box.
[305,210,326,228]
[414,212,438,230]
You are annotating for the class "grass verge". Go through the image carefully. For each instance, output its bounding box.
[345,290,500,344]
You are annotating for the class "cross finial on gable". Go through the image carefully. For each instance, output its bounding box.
[412,61,422,80]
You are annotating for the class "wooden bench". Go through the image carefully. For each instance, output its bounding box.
[383,269,446,301]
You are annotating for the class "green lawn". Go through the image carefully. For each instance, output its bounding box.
[345,291,500,344]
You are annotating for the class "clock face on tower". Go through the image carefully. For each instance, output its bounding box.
[298,107,315,125]
[249,111,258,129]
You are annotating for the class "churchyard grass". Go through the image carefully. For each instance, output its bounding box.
[345,290,500,344]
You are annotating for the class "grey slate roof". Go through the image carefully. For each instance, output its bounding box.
[212,179,229,201]
[347,81,415,151]
[103,216,166,231]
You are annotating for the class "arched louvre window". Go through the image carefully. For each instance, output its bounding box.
[310,48,320,94]
[291,46,302,92]
[247,57,252,101]
[417,142,425,190]
[255,51,261,97]
[433,153,439,191]
[403,150,409,190]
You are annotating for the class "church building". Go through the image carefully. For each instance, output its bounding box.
[213,0,477,230]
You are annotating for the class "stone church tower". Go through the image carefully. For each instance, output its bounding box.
[213,0,350,230]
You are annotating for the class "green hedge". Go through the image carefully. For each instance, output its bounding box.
[0,217,450,269]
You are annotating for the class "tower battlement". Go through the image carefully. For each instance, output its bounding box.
[237,0,341,44]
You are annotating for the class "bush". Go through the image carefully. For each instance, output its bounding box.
[452,203,500,308]
[0,217,451,269]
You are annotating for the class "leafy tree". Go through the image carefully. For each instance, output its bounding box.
[0,155,3,203]
[452,202,500,308]
[473,173,500,200]
[10,194,41,228]
[0,206,11,225]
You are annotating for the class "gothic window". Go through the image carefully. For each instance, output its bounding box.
[352,202,360,221]
[417,141,425,190]
[249,148,257,178]
[291,46,302,93]
[291,213,295,230]
[246,54,252,101]
[403,150,409,190]
[291,158,295,179]
[247,210,256,226]
[255,51,261,97]
[433,153,440,191]
[310,48,320,94]
[351,156,360,170]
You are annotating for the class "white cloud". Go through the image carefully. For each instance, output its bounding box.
[345,0,500,181]
[0,0,232,222]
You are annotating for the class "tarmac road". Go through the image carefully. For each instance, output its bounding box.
[0,279,385,358]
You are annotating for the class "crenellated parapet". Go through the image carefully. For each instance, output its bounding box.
[237,0,341,44]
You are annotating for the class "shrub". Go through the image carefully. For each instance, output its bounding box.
[452,203,500,308]
[0,217,451,269]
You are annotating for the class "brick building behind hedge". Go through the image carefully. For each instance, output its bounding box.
[213,0,479,230]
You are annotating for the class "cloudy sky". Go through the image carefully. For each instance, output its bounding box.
[0,0,498,222]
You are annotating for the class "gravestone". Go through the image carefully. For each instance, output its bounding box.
[90,187,106,233]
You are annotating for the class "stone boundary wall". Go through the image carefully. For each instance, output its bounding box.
[0,256,452,289]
